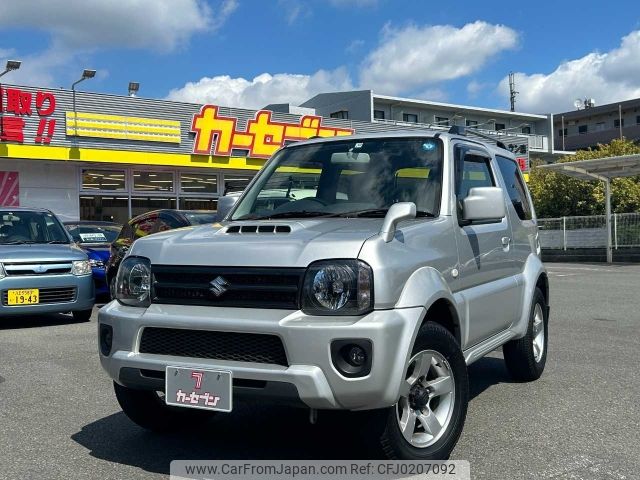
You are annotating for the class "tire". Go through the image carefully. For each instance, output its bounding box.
[72,309,93,322]
[503,287,548,381]
[378,322,469,460]
[109,276,117,301]
[113,382,215,432]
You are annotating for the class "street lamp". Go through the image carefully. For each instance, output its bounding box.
[0,60,21,78]
[71,69,96,136]
[128,82,140,97]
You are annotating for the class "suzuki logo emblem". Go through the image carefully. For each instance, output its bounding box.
[209,276,229,297]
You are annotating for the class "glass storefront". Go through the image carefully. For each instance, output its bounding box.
[78,167,255,223]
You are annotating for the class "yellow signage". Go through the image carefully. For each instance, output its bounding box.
[191,105,354,158]
[66,112,181,144]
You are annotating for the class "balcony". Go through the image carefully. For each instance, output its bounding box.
[372,118,548,152]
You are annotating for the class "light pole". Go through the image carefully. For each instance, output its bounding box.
[0,60,22,139]
[0,60,21,78]
[128,82,140,97]
[71,69,96,136]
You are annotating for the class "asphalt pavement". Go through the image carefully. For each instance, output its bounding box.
[1,262,639,479]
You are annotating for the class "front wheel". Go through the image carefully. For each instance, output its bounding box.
[378,322,468,460]
[114,382,215,432]
[72,309,93,322]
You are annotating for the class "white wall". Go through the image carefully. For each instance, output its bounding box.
[0,159,79,221]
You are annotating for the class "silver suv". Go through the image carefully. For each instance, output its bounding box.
[99,130,549,460]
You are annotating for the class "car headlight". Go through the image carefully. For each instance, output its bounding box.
[302,260,373,315]
[0,263,5,280]
[116,256,152,307]
[89,258,105,268]
[71,260,92,276]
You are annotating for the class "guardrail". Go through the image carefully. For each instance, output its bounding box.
[538,213,640,249]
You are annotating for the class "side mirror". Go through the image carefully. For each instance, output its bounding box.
[380,202,417,242]
[462,187,506,222]
[216,194,240,221]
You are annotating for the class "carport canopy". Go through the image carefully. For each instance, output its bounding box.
[537,154,640,263]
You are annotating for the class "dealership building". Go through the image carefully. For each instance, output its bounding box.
[0,84,558,223]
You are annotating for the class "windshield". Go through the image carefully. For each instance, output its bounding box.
[184,212,218,225]
[0,210,70,245]
[65,223,122,244]
[231,137,443,220]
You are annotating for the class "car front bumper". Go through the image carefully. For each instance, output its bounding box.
[0,274,95,316]
[98,301,425,410]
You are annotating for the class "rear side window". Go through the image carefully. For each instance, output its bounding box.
[496,156,533,220]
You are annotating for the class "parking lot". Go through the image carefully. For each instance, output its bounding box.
[1,262,639,480]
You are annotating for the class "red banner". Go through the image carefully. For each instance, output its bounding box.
[0,171,19,206]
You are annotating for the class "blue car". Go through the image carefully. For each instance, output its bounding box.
[64,221,122,299]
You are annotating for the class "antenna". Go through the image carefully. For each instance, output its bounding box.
[508,72,518,112]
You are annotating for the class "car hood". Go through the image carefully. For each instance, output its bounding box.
[78,244,111,262]
[0,243,88,263]
[128,219,383,267]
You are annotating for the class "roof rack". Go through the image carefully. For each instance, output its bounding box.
[448,125,509,151]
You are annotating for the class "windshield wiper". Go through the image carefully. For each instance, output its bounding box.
[46,240,69,244]
[1,240,37,245]
[338,208,436,218]
[237,211,340,220]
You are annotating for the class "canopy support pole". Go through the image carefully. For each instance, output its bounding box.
[605,178,612,263]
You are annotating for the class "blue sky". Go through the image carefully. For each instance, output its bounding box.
[1,0,639,113]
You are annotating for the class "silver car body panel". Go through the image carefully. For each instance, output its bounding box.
[98,131,547,410]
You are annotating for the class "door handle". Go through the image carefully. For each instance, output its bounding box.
[501,236,511,246]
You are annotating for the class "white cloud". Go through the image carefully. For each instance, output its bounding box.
[467,80,492,99]
[360,21,519,95]
[346,39,365,54]
[498,30,640,113]
[166,68,354,109]
[0,0,232,53]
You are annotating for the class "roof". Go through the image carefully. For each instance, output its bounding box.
[537,154,640,181]
[283,129,516,158]
[554,97,640,120]
[373,93,548,120]
[0,206,50,213]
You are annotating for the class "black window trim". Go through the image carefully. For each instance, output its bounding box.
[495,154,534,222]
[453,143,501,226]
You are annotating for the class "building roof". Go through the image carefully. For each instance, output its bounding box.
[373,93,548,120]
[553,97,640,121]
[537,154,640,181]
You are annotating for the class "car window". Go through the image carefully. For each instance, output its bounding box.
[183,212,218,225]
[156,214,183,232]
[456,148,495,200]
[496,155,533,221]
[66,224,121,244]
[116,223,134,243]
[132,215,157,240]
[0,210,69,244]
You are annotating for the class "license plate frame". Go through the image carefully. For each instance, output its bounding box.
[7,289,40,305]
[165,366,233,413]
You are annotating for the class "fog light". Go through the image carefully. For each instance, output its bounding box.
[99,324,113,356]
[330,339,372,378]
[348,345,366,367]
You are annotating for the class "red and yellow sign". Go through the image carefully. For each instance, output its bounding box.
[0,87,57,144]
[191,105,354,158]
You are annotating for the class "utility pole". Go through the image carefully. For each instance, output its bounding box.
[509,72,518,112]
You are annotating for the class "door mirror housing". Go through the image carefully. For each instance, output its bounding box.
[216,194,241,221]
[462,187,506,222]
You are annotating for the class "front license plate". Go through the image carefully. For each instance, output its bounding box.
[165,366,232,412]
[7,289,39,305]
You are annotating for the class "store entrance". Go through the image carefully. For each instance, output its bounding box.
[131,197,176,218]
[80,196,129,224]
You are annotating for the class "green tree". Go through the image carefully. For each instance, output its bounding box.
[529,138,640,218]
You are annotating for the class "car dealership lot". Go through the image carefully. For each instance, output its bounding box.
[1,262,639,480]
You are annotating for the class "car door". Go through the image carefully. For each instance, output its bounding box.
[452,143,521,347]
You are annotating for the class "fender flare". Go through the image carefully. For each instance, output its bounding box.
[510,254,547,339]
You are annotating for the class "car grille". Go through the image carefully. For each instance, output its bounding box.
[2,287,77,305]
[2,262,73,276]
[152,265,304,309]
[139,327,289,366]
